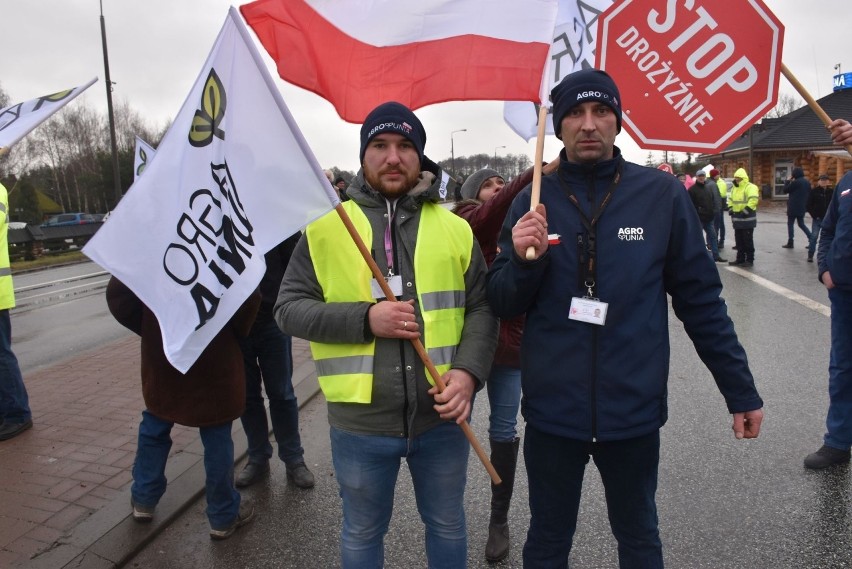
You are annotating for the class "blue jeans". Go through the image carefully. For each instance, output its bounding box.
[0,309,30,423]
[702,220,720,258]
[523,426,662,568]
[809,218,823,257]
[825,288,852,451]
[239,320,304,466]
[787,214,813,242]
[487,364,521,442]
[714,210,726,245]
[132,410,240,529]
[330,423,469,568]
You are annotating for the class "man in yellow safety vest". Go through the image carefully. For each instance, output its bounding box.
[276,101,497,568]
[0,181,32,441]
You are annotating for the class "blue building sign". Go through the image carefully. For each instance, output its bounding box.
[834,73,852,91]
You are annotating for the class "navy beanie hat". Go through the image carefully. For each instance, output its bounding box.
[550,69,622,138]
[359,102,426,164]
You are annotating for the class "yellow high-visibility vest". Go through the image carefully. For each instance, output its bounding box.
[305,200,472,403]
[0,183,15,310]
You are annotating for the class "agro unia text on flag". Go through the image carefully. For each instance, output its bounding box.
[84,7,338,373]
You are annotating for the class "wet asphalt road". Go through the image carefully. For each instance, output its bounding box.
[126,208,852,569]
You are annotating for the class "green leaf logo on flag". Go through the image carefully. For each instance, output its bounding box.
[188,69,226,147]
[136,147,148,177]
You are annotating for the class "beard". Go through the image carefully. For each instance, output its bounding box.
[364,165,421,198]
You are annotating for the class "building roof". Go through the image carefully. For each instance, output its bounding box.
[36,189,63,214]
[703,88,852,158]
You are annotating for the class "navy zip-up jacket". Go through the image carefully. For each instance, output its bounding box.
[487,147,763,442]
[818,171,852,290]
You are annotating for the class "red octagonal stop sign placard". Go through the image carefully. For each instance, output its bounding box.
[595,0,784,153]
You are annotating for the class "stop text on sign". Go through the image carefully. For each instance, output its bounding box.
[595,0,783,152]
[617,2,761,135]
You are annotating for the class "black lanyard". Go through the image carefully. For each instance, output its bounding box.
[556,159,623,297]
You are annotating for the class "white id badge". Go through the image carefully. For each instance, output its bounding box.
[371,275,403,299]
[569,297,608,326]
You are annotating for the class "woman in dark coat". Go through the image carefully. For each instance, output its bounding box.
[107,277,260,539]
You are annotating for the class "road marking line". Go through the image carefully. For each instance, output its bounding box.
[725,266,830,317]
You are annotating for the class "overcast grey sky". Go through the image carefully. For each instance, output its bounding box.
[1,1,848,172]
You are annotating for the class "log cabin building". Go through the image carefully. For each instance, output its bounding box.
[700,85,852,200]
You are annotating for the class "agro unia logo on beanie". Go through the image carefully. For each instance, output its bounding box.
[577,90,618,107]
[367,121,412,138]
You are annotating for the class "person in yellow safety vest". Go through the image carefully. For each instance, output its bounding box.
[709,168,728,249]
[276,101,498,568]
[727,167,760,267]
[0,182,32,441]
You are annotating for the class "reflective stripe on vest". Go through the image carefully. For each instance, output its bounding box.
[0,183,14,310]
[306,200,471,403]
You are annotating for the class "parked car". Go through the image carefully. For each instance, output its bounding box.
[41,213,96,227]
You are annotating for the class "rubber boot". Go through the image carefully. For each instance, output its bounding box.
[485,438,519,563]
[782,239,794,248]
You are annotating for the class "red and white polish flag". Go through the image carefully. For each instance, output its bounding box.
[241,0,558,123]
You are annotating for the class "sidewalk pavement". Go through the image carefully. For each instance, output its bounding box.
[0,334,319,568]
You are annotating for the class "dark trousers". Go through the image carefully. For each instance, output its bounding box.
[733,228,755,261]
[522,426,663,568]
[714,210,726,244]
[239,319,304,466]
[0,310,29,422]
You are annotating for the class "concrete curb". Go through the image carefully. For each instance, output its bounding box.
[25,360,320,569]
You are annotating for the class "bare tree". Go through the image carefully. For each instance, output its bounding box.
[114,98,163,152]
[764,92,803,119]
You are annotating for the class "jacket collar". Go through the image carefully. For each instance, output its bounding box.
[349,168,442,212]
[558,145,624,179]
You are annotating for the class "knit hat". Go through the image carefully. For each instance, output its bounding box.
[709,168,720,177]
[359,102,426,164]
[550,69,622,138]
[819,174,830,180]
[460,168,502,201]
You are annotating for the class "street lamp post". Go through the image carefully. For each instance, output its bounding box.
[450,129,467,176]
[100,0,122,208]
[493,145,506,163]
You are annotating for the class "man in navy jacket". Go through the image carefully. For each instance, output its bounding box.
[486,69,764,568]
[805,118,852,469]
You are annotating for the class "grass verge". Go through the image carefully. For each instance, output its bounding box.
[11,251,88,273]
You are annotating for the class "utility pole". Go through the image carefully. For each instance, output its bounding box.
[451,129,467,176]
[493,145,506,163]
[100,0,122,208]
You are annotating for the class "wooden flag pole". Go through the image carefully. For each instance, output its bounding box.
[781,63,852,157]
[526,105,550,260]
[333,202,502,485]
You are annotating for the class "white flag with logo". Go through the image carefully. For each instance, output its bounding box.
[0,78,97,149]
[84,7,339,373]
[133,136,157,181]
[503,0,613,141]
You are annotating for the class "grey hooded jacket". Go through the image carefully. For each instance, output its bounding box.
[275,169,498,438]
